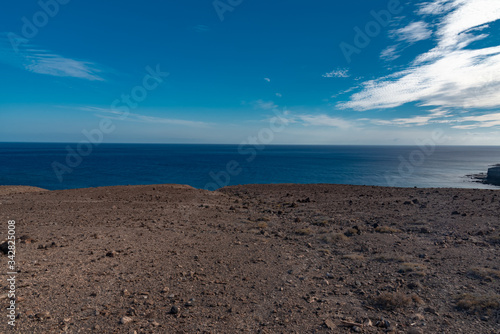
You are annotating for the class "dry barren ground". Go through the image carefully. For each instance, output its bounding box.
[0,184,499,333]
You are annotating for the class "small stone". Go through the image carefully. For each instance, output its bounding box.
[326,273,334,279]
[324,319,336,329]
[363,318,372,327]
[161,287,169,293]
[35,311,50,320]
[106,251,117,257]
[408,328,423,334]
[170,305,179,314]
[352,326,362,333]
[151,321,160,327]
[120,316,133,324]
[185,298,195,307]
[122,289,131,296]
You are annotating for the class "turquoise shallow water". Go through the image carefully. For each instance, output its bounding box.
[0,143,499,190]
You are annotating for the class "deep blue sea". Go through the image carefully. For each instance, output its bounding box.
[0,143,499,191]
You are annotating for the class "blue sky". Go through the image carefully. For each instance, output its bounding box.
[1,0,499,144]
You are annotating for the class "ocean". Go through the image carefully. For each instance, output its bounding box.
[0,143,499,191]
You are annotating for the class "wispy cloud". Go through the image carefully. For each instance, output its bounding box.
[380,45,400,61]
[453,112,500,129]
[368,108,451,127]
[264,77,271,82]
[339,0,500,124]
[393,21,432,43]
[322,68,350,78]
[193,24,210,33]
[0,35,105,81]
[298,114,353,128]
[80,106,210,127]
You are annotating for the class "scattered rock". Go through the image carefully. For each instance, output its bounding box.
[170,305,179,314]
[120,316,133,324]
[106,250,118,257]
[35,311,51,320]
[0,241,9,255]
[324,319,336,329]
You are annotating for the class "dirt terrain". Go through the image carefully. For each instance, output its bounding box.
[0,183,499,333]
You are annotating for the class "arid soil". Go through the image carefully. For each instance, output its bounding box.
[0,183,499,333]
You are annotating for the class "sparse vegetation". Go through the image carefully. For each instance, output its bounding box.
[295,228,313,235]
[372,292,422,310]
[257,222,268,229]
[374,254,406,263]
[320,232,349,243]
[399,262,427,276]
[318,249,331,255]
[312,220,330,227]
[468,267,500,280]
[342,253,365,261]
[375,225,402,233]
[455,294,500,314]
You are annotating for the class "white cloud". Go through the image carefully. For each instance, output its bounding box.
[369,108,451,127]
[0,36,105,81]
[393,21,432,43]
[23,50,104,81]
[453,112,500,129]
[264,77,271,82]
[297,114,353,129]
[322,68,350,78]
[380,45,400,61]
[339,0,500,124]
[80,107,209,127]
[253,99,279,111]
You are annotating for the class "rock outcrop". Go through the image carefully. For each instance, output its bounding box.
[486,166,500,186]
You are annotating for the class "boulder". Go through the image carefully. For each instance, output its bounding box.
[486,166,500,186]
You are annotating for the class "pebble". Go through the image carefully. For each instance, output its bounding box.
[35,311,50,320]
[170,305,179,314]
[106,251,117,257]
[324,319,336,329]
[120,316,133,324]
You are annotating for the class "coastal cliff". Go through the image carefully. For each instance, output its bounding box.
[487,166,500,185]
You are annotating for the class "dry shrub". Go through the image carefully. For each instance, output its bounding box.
[455,294,500,314]
[318,249,331,255]
[295,228,313,236]
[375,226,402,233]
[468,267,500,280]
[342,253,365,261]
[372,292,412,310]
[399,263,427,276]
[374,254,406,263]
[320,232,348,243]
[488,234,500,244]
[313,220,330,227]
[257,222,268,229]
